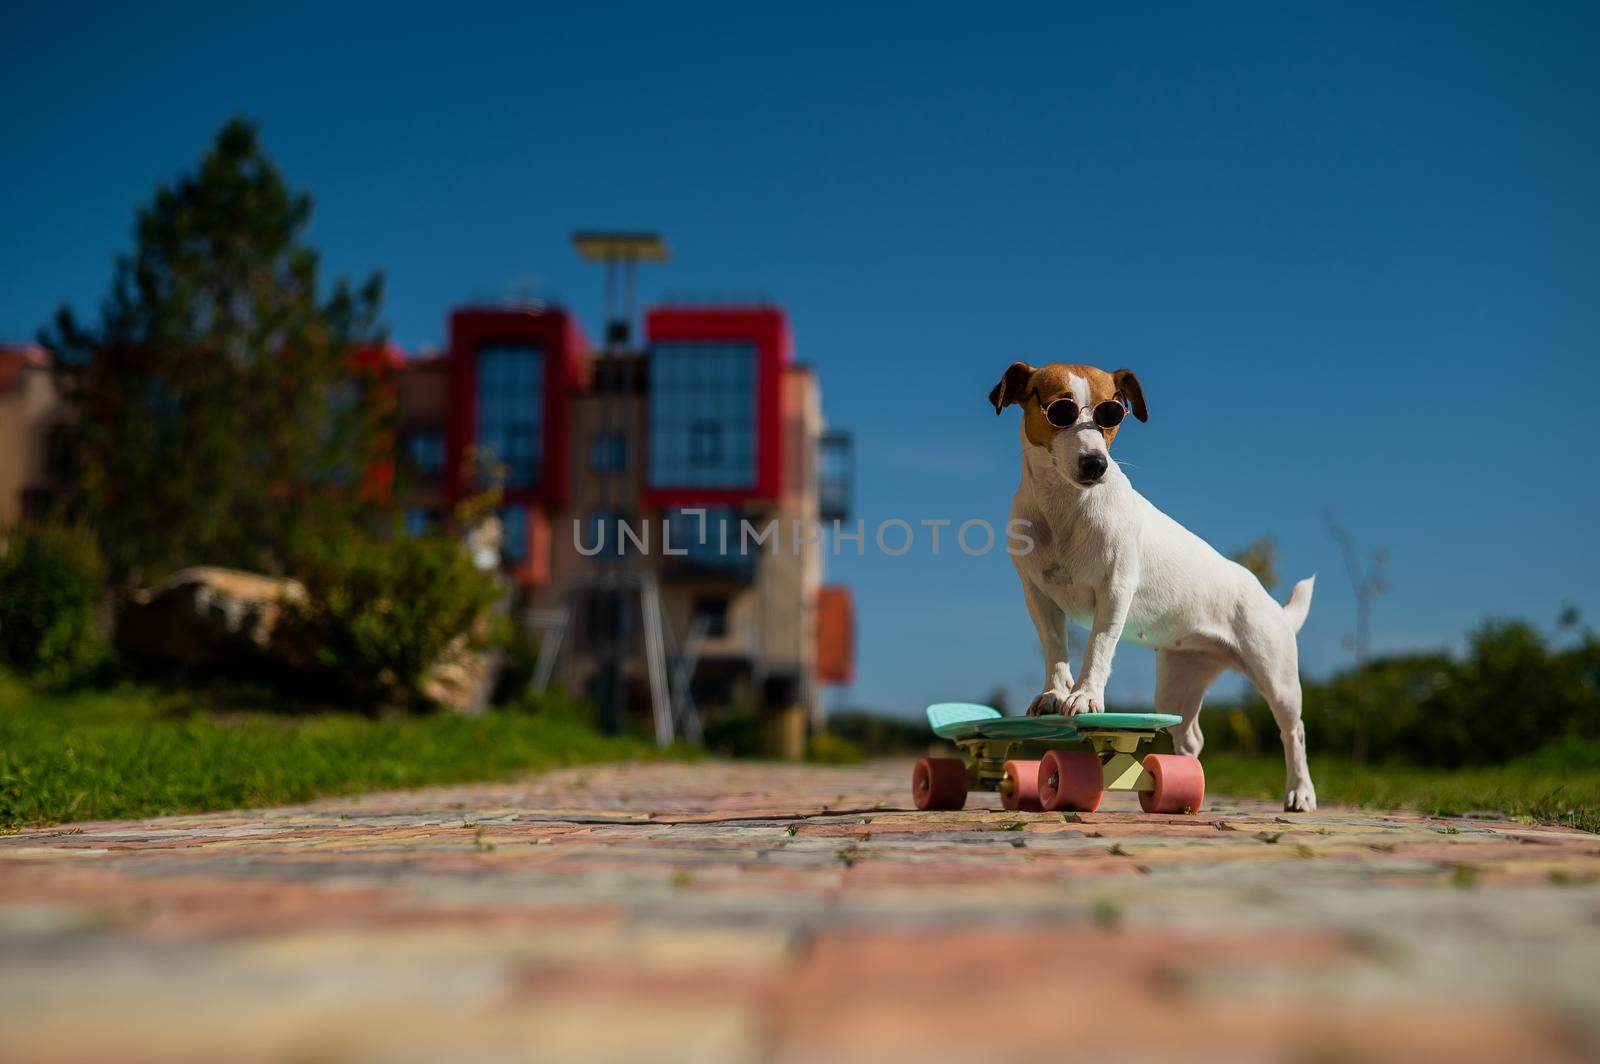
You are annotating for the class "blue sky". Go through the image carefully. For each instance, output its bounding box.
[3,2,1597,715]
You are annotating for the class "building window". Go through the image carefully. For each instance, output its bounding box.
[476,344,543,487]
[404,507,440,537]
[406,431,445,478]
[579,589,633,647]
[692,595,729,637]
[590,431,627,474]
[664,507,754,578]
[648,341,756,490]
[501,505,528,565]
[689,420,722,467]
[819,430,853,522]
[583,509,636,563]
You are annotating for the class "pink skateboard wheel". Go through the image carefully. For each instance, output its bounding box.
[1038,749,1104,812]
[1001,759,1043,811]
[913,757,968,811]
[1138,753,1205,814]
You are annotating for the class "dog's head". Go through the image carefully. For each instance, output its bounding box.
[988,361,1147,489]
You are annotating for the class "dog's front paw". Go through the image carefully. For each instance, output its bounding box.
[1061,686,1104,717]
[1026,688,1071,716]
[1283,781,1318,813]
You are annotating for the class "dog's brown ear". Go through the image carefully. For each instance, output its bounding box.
[1113,369,1147,423]
[989,361,1035,414]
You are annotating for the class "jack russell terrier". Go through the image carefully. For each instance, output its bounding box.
[990,361,1318,812]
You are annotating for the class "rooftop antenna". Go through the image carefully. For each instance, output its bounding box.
[571,231,669,351]
[569,231,674,741]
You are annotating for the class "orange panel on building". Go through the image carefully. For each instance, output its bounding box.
[815,585,854,685]
[515,507,553,587]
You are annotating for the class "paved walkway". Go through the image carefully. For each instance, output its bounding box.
[3,760,1599,1063]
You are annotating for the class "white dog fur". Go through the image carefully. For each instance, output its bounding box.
[991,361,1318,812]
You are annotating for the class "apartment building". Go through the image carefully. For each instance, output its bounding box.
[397,302,853,738]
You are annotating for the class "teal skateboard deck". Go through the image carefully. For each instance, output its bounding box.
[914,703,1202,815]
[926,702,1181,740]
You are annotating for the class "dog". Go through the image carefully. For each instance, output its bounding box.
[990,360,1318,812]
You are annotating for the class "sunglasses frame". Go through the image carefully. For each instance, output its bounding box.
[1031,387,1128,431]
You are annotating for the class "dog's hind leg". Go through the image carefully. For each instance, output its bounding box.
[1237,642,1317,812]
[1155,650,1226,757]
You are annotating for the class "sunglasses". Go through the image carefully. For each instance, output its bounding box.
[1032,387,1127,431]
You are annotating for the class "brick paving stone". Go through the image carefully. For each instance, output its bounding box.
[2,758,1599,1062]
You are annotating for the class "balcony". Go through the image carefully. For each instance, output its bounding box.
[819,431,853,522]
[660,508,757,583]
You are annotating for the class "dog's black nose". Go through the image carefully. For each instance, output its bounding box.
[1078,453,1109,481]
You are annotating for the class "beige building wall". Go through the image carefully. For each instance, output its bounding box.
[542,358,649,601]
[396,356,449,518]
[0,347,64,528]
[535,356,826,718]
[761,365,821,708]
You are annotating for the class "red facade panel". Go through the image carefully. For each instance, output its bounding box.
[511,506,552,587]
[640,305,789,508]
[353,342,404,502]
[815,584,855,685]
[446,307,589,509]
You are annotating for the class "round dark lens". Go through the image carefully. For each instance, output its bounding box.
[1045,398,1079,428]
[1093,401,1126,429]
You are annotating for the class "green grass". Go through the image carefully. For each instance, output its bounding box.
[7,668,1596,834]
[1203,740,1600,833]
[0,672,682,829]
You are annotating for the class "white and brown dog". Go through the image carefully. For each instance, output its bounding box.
[991,361,1318,812]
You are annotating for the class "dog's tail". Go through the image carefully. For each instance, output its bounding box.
[1282,575,1316,634]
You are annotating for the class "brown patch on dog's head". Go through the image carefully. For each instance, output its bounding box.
[990,361,1148,448]
[1113,369,1147,423]
[988,361,1036,415]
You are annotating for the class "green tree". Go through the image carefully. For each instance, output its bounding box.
[1228,537,1280,592]
[0,521,107,685]
[275,528,500,709]
[42,118,391,583]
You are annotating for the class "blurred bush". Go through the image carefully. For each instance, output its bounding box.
[277,529,498,709]
[701,706,764,758]
[827,710,931,754]
[491,622,543,706]
[1211,618,1600,766]
[0,521,107,685]
[495,683,597,725]
[806,730,865,764]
